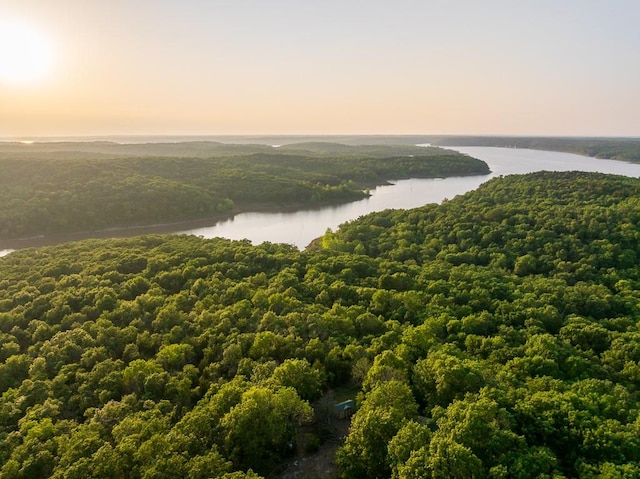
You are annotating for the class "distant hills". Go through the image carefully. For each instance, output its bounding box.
[2,135,639,162]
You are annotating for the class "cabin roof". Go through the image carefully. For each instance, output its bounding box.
[334,399,355,413]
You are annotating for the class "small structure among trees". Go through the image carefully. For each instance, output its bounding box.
[334,399,355,419]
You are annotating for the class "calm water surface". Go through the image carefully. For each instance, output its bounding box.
[177,147,640,248]
[2,147,640,256]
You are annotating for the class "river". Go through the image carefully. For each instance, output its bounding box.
[2,146,640,257]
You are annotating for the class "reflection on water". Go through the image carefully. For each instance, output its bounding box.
[178,147,640,248]
[2,147,640,256]
[178,175,488,248]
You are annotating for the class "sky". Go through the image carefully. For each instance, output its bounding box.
[0,0,639,138]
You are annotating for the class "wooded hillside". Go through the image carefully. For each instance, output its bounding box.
[1,171,640,478]
[0,142,488,240]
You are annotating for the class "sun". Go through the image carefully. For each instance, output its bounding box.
[0,19,54,85]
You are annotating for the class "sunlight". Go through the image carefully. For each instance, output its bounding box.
[0,19,54,85]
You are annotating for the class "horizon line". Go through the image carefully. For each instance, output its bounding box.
[1,133,639,142]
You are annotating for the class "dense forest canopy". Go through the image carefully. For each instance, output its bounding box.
[0,142,488,240]
[2,171,640,478]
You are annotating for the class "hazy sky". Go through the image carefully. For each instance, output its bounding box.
[1,0,639,137]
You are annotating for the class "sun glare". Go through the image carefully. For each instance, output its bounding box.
[0,19,53,85]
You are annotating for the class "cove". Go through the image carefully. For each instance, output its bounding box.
[2,146,640,257]
[175,147,640,249]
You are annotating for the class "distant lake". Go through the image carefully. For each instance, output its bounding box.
[2,146,640,257]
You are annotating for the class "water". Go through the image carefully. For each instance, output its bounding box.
[449,146,640,177]
[177,176,487,248]
[2,146,640,257]
[176,147,640,248]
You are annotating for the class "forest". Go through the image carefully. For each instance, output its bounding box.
[0,142,488,240]
[2,170,640,478]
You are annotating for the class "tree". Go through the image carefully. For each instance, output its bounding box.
[388,420,432,478]
[425,436,484,479]
[362,350,409,391]
[220,386,312,474]
[268,359,324,401]
[338,381,418,479]
[412,348,485,407]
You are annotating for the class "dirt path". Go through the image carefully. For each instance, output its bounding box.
[275,390,353,479]
[276,419,350,479]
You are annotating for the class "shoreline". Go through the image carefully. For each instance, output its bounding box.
[0,170,491,252]
[0,194,373,252]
